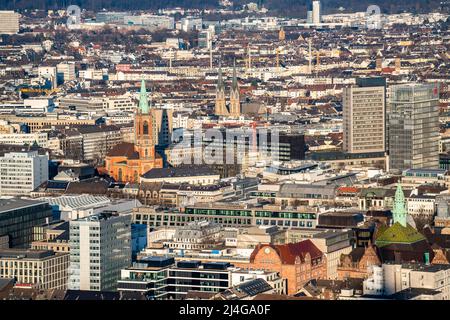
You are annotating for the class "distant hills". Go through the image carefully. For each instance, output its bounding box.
[0,0,445,15]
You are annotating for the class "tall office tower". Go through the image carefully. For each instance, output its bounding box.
[343,77,386,154]
[307,11,313,24]
[68,212,131,291]
[0,11,19,35]
[56,62,76,84]
[152,108,173,147]
[215,64,227,116]
[229,61,241,117]
[312,1,321,24]
[388,83,440,172]
[0,151,49,196]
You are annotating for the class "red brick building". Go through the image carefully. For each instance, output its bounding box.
[337,244,381,279]
[239,240,327,295]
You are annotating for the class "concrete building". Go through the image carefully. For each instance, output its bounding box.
[310,229,353,279]
[140,165,220,185]
[0,249,69,290]
[240,240,327,295]
[0,11,19,34]
[75,125,123,162]
[343,77,386,154]
[0,151,49,196]
[56,62,76,83]
[123,15,174,30]
[312,1,322,24]
[38,66,57,89]
[364,263,450,300]
[388,83,440,171]
[68,212,131,291]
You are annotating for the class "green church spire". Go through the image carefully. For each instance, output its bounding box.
[392,183,407,227]
[139,79,149,114]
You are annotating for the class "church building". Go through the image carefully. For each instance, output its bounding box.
[375,184,433,263]
[215,61,241,117]
[105,80,163,183]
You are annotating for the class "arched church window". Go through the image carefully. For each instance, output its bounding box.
[143,121,149,135]
[118,168,123,182]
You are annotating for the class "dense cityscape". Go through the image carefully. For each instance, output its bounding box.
[0,0,449,306]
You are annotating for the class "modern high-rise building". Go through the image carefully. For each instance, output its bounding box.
[388,83,440,172]
[312,1,321,25]
[0,198,53,248]
[0,11,19,35]
[56,62,76,84]
[0,151,49,196]
[343,77,386,154]
[68,212,131,291]
[38,66,57,89]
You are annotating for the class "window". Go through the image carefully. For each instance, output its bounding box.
[143,121,149,135]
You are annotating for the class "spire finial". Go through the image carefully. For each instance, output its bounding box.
[139,79,149,114]
[392,183,407,227]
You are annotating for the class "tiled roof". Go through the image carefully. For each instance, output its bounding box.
[106,142,139,159]
[250,239,323,265]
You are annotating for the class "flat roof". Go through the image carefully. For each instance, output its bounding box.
[0,249,58,260]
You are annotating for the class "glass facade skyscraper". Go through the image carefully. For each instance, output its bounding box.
[388,83,440,171]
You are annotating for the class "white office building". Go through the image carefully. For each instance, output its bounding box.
[57,62,76,83]
[38,66,57,89]
[68,212,131,291]
[0,151,49,196]
[312,1,322,25]
[0,132,48,148]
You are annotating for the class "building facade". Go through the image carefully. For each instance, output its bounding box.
[0,11,19,34]
[0,249,69,290]
[68,212,131,291]
[0,199,53,248]
[343,77,386,154]
[0,151,49,196]
[388,83,440,171]
[105,80,163,183]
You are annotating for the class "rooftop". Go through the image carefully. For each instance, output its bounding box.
[0,198,49,213]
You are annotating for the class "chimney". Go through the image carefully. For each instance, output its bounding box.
[424,252,430,265]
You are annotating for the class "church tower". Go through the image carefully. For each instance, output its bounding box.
[392,183,407,227]
[215,64,227,116]
[135,79,155,160]
[229,60,240,117]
